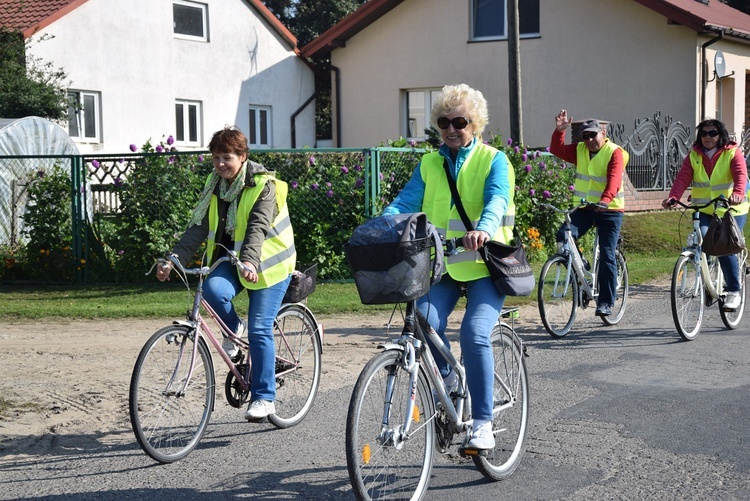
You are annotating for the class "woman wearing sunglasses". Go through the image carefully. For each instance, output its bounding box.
[662,119,748,310]
[381,83,515,450]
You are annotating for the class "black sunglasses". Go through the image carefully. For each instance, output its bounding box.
[700,129,719,138]
[581,132,598,141]
[437,116,472,130]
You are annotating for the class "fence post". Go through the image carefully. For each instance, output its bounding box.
[70,156,85,284]
[364,148,380,218]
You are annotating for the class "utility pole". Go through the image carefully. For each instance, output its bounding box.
[507,0,523,145]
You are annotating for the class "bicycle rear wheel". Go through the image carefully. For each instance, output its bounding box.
[472,323,529,480]
[670,254,704,341]
[268,303,322,428]
[602,250,629,326]
[720,252,747,329]
[346,350,434,501]
[538,255,578,337]
[129,325,215,463]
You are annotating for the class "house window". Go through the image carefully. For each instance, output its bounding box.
[405,89,441,140]
[471,0,540,41]
[248,106,271,148]
[67,90,101,142]
[173,0,208,41]
[175,99,202,145]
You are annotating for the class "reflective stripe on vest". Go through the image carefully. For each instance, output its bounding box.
[206,174,296,289]
[420,143,515,281]
[689,148,750,216]
[574,140,628,209]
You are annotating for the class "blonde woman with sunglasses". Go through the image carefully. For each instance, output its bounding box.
[381,83,515,450]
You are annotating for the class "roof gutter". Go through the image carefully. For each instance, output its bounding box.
[290,93,316,148]
[332,65,341,147]
[700,30,724,121]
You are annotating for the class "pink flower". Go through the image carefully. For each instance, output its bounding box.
[91,160,100,169]
[569,185,575,191]
[529,188,536,196]
[129,144,137,152]
[507,138,513,146]
[167,135,175,145]
[291,180,299,189]
[156,145,164,153]
[309,155,316,166]
[198,155,204,162]
[311,183,319,191]
[355,179,363,188]
[326,190,334,198]
[522,153,528,162]
[543,190,551,199]
[341,166,349,174]
[525,165,532,173]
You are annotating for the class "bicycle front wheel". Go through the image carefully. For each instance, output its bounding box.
[346,350,435,501]
[538,255,578,337]
[671,254,705,341]
[129,325,215,463]
[473,323,529,480]
[602,250,629,326]
[720,253,747,329]
[268,304,322,428]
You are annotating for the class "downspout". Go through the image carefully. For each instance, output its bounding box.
[700,31,724,121]
[290,93,316,148]
[331,65,341,147]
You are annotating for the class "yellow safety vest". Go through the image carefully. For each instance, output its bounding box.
[420,143,515,281]
[689,147,750,216]
[574,139,629,209]
[207,174,296,289]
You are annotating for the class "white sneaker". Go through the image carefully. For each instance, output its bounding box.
[443,368,459,396]
[467,420,495,450]
[223,319,246,359]
[245,399,275,420]
[724,291,741,310]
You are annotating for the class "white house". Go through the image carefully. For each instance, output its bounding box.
[301,0,750,150]
[0,0,316,154]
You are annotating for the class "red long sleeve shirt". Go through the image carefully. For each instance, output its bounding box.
[668,142,747,201]
[550,129,626,210]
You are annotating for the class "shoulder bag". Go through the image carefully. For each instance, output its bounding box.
[702,209,745,257]
[442,160,534,296]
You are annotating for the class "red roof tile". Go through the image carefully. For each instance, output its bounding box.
[0,0,87,38]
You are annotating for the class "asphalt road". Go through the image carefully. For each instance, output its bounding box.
[2,280,750,500]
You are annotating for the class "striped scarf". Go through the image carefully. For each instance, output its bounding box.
[188,162,247,236]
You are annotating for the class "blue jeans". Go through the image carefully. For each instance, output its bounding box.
[699,212,747,292]
[417,274,506,422]
[202,261,291,402]
[556,209,624,307]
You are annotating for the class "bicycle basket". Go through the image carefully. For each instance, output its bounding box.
[344,237,433,304]
[344,212,442,304]
[283,264,317,303]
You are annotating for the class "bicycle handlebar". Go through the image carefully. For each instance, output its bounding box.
[666,194,730,212]
[155,250,250,278]
[537,199,595,215]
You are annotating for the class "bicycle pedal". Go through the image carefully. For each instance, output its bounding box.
[458,447,488,457]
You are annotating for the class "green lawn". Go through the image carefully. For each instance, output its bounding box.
[0,209,737,319]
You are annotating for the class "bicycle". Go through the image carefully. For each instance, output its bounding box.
[667,195,747,341]
[129,252,323,463]
[345,239,529,501]
[537,201,629,337]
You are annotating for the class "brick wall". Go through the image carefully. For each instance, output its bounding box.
[622,172,685,212]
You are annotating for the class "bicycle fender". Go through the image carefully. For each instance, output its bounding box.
[377,342,405,353]
[172,320,197,330]
[680,250,697,259]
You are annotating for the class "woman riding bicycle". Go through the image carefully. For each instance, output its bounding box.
[156,126,296,421]
[662,119,748,311]
[381,83,515,450]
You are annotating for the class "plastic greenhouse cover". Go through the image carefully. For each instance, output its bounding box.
[0,116,81,245]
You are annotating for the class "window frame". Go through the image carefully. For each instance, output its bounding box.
[403,88,441,141]
[175,99,202,146]
[173,0,208,42]
[67,90,101,143]
[470,0,540,42]
[248,105,272,148]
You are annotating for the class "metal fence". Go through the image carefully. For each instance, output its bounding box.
[1,147,422,284]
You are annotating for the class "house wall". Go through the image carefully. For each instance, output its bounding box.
[329,0,750,150]
[27,0,315,154]
[704,41,750,138]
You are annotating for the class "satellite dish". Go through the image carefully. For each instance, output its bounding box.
[715,50,726,78]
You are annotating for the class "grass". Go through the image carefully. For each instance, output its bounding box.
[1,209,744,319]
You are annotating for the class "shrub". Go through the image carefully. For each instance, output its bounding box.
[20,164,75,281]
[108,137,210,281]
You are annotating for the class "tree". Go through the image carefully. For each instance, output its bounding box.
[722,0,750,15]
[0,27,69,121]
[263,0,366,140]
